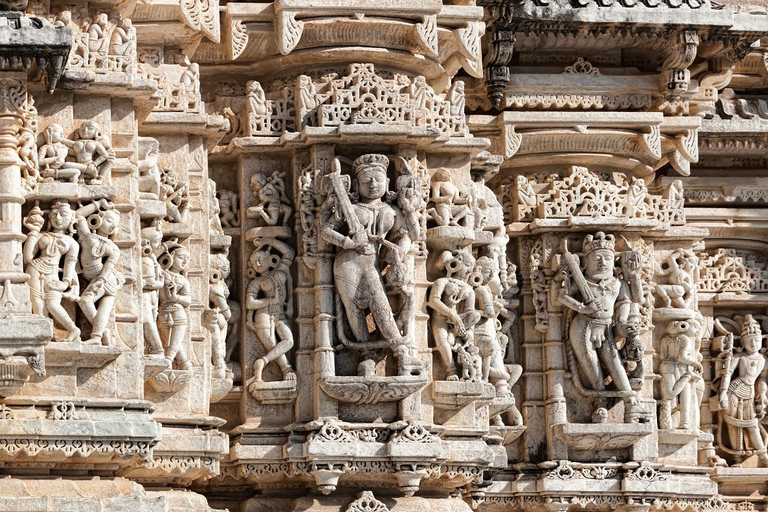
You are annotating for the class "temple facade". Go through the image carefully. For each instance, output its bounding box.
[0,0,766,510]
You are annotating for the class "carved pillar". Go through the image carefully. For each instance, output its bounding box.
[0,75,51,394]
[310,143,338,419]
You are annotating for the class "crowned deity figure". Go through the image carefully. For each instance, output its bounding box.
[716,315,768,466]
[320,154,414,375]
[556,232,642,422]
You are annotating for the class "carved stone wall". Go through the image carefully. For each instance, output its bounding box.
[0,0,766,510]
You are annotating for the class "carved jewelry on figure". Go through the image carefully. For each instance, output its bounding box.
[320,154,418,377]
[428,248,480,382]
[658,316,704,430]
[23,201,80,342]
[555,232,646,423]
[157,240,192,370]
[160,168,190,224]
[245,238,296,383]
[37,121,114,185]
[713,314,768,467]
[73,199,125,346]
[247,169,291,227]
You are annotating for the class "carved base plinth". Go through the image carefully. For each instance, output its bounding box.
[143,354,171,380]
[0,314,51,397]
[45,342,121,369]
[122,423,228,485]
[431,380,494,408]
[489,396,518,419]
[426,226,475,251]
[247,379,296,404]
[210,375,234,403]
[489,425,527,446]
[245,226,291,241]
[320,375,428,405]
[658,429,700,465]
[146,369,192,394]
[554,422,654,452]
[27,182,116,201]
[0,398,159,469]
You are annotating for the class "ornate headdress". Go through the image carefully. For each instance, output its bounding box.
[583,232,615,255]
[742,314,762,338]
[353,154,389,177]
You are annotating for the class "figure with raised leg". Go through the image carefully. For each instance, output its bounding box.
[245,238,295,382]
[73,199,125,346]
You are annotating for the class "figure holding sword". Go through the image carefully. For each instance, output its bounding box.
[556,232,638,421]
[319,154,413,372]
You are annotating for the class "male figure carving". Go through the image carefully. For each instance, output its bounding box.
[716,315,768,466]
[556,232,639,421]
[245,238,295,382]
[320,154,413,374]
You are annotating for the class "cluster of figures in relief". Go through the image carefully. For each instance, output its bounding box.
[17,113,768,469]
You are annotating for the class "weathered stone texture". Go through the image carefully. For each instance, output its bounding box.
[0,0,765,510]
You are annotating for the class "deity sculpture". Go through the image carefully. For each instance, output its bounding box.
[37,124,81,183]
[23,201,80,342]
[555,232,642,422]
[427,168,471,227]
[18,111,38,184]
[141,222,165,356]
[319,154,415,375]
[87,13,110,69]
[714,314,768,466]
[73,199,125,346]
[208,254,233,379]
[138,137,161,200]
[245,238,295,382]
[69,120,115,184]
[428,248,480,381]
[158,240,192,370]
[218,189,240,228]
[247,170,291,226]
[656,250,697,310]
[658,317,703,430]
[110,18,135,72]
[180,63,200,111]
[160,168,189,224]
[473,256,520,403]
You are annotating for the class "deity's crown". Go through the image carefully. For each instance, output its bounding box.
[354,154,389,175]
[742,314,762,338]
[583,232,615,254]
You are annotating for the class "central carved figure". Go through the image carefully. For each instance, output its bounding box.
[556,232,639,422]
[320,154,413,375]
